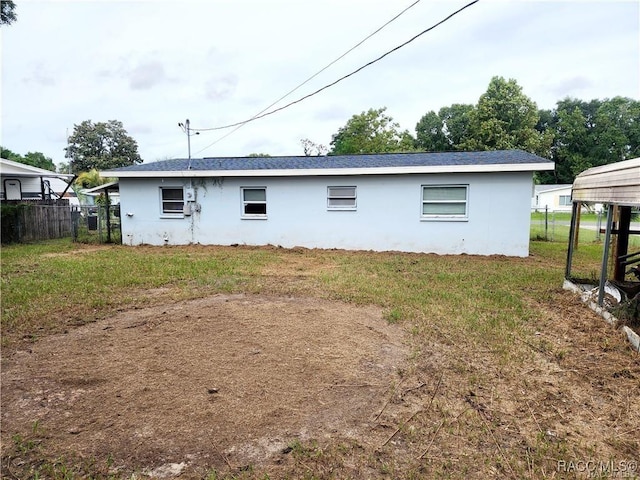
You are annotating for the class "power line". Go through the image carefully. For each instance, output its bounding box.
[194,0,480,154]
[193,0,422,155]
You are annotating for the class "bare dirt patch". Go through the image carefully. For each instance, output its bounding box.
[1,294,409,476]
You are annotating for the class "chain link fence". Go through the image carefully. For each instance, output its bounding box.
[71,204,121,244]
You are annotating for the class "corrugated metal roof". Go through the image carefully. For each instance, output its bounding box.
[572,157,640,206]
[103,150,553,178]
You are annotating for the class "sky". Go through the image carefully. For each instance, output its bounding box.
[1,0,639,168]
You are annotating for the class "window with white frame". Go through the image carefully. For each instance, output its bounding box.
[559,195,571,206]
[421,185,468,219]
[160,187,184,215]
[241,187,267,217]
[327,186,357,210]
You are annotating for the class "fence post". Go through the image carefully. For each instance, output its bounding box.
[544,206,548,241]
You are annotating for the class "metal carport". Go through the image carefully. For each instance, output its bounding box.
[565,157,640,306]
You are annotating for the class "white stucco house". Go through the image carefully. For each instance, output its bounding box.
[103,150,554,257]
[0,158,76,204]
[531,184,572,212]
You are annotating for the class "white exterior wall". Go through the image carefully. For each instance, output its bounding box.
[118,172,534,256]
[533,187,573,212]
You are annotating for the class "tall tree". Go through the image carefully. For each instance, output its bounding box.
[414,111,449,151]
[0,0,16,26]
[329,107,415,155]
[414,103,475,151]
[65,120,142,174]
[537,96,640,184]
[592,96,640,162]
[0,146,22,162]
[1,147,56,171]
[461,76,552,157]
[439,104,475,148]
[23,152,56,171]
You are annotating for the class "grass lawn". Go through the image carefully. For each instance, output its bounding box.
[1,238,638,479]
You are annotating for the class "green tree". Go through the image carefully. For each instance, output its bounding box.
[414,104,475,151]
[23,152,56,171]
[0,146,23,162]
[592,96,640,162]
[537,96,640,184]
[1,147,56,171]
[0,0,16,26]
[439,103,475,148]
[65,120,142,174]
[461,76,552,157]
[329,107,415,155]
[414,111,449,151]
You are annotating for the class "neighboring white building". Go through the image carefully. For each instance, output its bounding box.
[103,150,554,257]
[532,184,573,212]
[0,158,76,204]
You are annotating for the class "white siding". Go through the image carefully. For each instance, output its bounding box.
[534,187,573,212]
[118,172,534,256]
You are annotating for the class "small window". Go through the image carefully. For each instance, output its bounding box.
[242,187,267,217]
[161,187,184,215]
[422,185,468,220]
[559,195,571,206]
[328,186,356,210]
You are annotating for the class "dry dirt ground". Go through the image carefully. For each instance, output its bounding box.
[2,294,411,477]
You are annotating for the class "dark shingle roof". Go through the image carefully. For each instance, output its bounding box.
[105,150,551,174]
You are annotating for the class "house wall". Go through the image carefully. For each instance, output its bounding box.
[534,188,573,212]
[117,172,534,256]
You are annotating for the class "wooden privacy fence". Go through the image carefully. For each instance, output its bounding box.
[1,200,73,243]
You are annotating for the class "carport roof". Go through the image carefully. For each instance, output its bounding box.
[102,149,554,178]
[572,157,640,206]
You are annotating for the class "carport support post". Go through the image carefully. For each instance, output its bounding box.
[565,201,580,279]
[598,204,614,306]
[614,206,631,281]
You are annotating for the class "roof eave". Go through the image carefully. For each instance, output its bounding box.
[104,162,554,178]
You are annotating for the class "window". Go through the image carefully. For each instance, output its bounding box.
[160,187,184,215]
[241,187,267,217]
[327,186,356,210]
[559,195,571,206]
[421,185,468,220]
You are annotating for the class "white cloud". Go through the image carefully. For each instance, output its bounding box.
[204,75,238,101]
[128,60,168,90]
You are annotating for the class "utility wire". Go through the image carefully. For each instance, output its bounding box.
[194,0,421,135]
[194,0,479,154]
[192,0,422,155]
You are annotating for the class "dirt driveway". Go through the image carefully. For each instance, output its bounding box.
[2,293,411,477]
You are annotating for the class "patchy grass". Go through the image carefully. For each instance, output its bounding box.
[2,239,638,479]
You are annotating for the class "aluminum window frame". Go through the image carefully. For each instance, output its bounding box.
[421,184,469,221]
[241,186,267,219]
[327,185,357,211]
[159,186,185,217]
